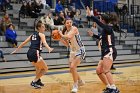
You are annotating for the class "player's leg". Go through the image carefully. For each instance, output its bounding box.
[96,60,109,85]
[103,57,113,83]
[69,54,81,93]
[31,57,48,88]
[34,58,48,86]
[102,51,119,93]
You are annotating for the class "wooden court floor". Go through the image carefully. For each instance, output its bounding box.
[0,63,140,93]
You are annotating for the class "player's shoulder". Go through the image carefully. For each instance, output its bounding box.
[39,32,45,37]
[73,26,78,29]
[72,26,78,31]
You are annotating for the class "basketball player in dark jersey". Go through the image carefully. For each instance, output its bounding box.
[11,21,53,89]
[89,14,120,93]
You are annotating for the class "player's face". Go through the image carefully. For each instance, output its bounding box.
[39,24,46,32]
[65,20,72,28]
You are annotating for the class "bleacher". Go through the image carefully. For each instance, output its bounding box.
[0,2,140,73]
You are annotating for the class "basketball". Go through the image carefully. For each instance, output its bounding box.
[52,30,62,40]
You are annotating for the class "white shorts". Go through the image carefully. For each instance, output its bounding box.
[69,47,86,62]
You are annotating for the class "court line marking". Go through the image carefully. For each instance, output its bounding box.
[0,63,140,80]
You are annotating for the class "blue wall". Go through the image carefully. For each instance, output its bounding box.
[46,0,118,12]
[93,0,118,12]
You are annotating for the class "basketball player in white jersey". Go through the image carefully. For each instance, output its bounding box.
[59,18,86,93]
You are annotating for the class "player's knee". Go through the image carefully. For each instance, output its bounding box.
[96,67,103,75]
[43,66,48,72]
[70,65,76,72]
[40,69,44,72]
[103,70,110,74]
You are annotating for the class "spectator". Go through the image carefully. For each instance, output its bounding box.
[53,14,61,25]
[36,0,50,9]
[114,4,120,16]
[87,22,99,45]
[19,1,28,18]
[55,0,64,14]
[40,12,54,31]
[122,4,128,15]
[27,1,34,17]
[4,0,12,10]
[27,1,40,18]
[69,7,76,19]
[58,11,65,25]
[0,49,6,62]
[64,8,69,18]
[93,9,99,17]
[0,19,3,35]
[1,12,12,32]
[73,11,82,27]
[45,12,54,30]
[67,0,73,10]
[40,14,47,24]
[5,24,17,47]
[91,22,99,36]
[0,0,4,11]
[34,1,42,17]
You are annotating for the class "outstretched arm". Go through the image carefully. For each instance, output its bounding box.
[92,16,105,28]
[11,35,31,54]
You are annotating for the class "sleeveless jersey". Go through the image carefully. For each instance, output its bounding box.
[29,32,43,51]
[66,26,84,52]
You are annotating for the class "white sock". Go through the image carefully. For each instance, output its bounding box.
[106,84,111,88]
[110,84,116,89]
[73,82,78,88]
[33,79,38,82]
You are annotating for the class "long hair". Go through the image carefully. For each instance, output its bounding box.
[100,14,111,24]
[62,18,71,35]
[35,21,43,30]
[109,12,119,24]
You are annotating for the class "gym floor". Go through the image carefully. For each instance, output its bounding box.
[0,62,140,93]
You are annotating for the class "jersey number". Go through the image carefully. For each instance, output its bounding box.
[32,35,37,40]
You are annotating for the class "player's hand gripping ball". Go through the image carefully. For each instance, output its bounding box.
[52,30,62,40]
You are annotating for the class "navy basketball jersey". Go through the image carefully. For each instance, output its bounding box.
[101,26,115,50]
[29,32,43,50]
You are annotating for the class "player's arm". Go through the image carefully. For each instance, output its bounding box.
[92,16,105,28]
[39,33,53,53]
[11,35,31,54]
[98,39,101,51]
[59,38,69,47]
[59,27,77,39]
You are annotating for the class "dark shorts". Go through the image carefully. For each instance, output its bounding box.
[101,47,117,61]
[27,49,41,62]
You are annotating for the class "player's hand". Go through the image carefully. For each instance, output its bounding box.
[11,50,17,54]
[87,30,94,37]
[48,48,54,53]
[58,30,63,36]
